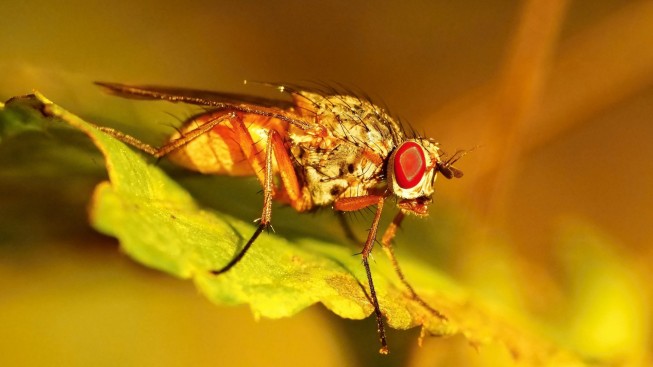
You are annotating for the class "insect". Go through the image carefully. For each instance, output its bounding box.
[94,81,464,354]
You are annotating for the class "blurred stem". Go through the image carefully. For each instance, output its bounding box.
[431,1,653,216]
[478,0,569,226]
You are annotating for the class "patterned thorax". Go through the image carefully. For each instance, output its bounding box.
[288,92,405,206]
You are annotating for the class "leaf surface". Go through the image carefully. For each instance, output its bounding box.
[1,93,592,364]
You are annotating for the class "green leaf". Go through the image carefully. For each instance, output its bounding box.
[1,93,591,364]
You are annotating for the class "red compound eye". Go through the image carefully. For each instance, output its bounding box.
[394,141,426,189]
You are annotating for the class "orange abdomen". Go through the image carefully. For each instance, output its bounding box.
[167,111,289,176]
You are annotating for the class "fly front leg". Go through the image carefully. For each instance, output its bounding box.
[380,211,446,320]
[334,194,389,354]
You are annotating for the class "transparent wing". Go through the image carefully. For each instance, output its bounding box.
[95,81,294,109]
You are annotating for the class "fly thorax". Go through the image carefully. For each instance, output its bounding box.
[300,92,401,159]
[293,141,384,206]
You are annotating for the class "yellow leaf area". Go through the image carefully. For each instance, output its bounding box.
[2,94,646,366]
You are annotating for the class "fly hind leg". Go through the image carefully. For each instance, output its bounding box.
[97,110,308,275]
[211,118,309,275]
[100,109,280,275]
[95,108,237,159]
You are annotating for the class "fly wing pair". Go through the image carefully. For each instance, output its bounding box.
[95,81,295,109]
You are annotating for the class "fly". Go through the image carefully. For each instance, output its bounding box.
[94,81,464,354]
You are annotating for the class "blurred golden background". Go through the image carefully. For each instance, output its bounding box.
[1,0,651,366]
